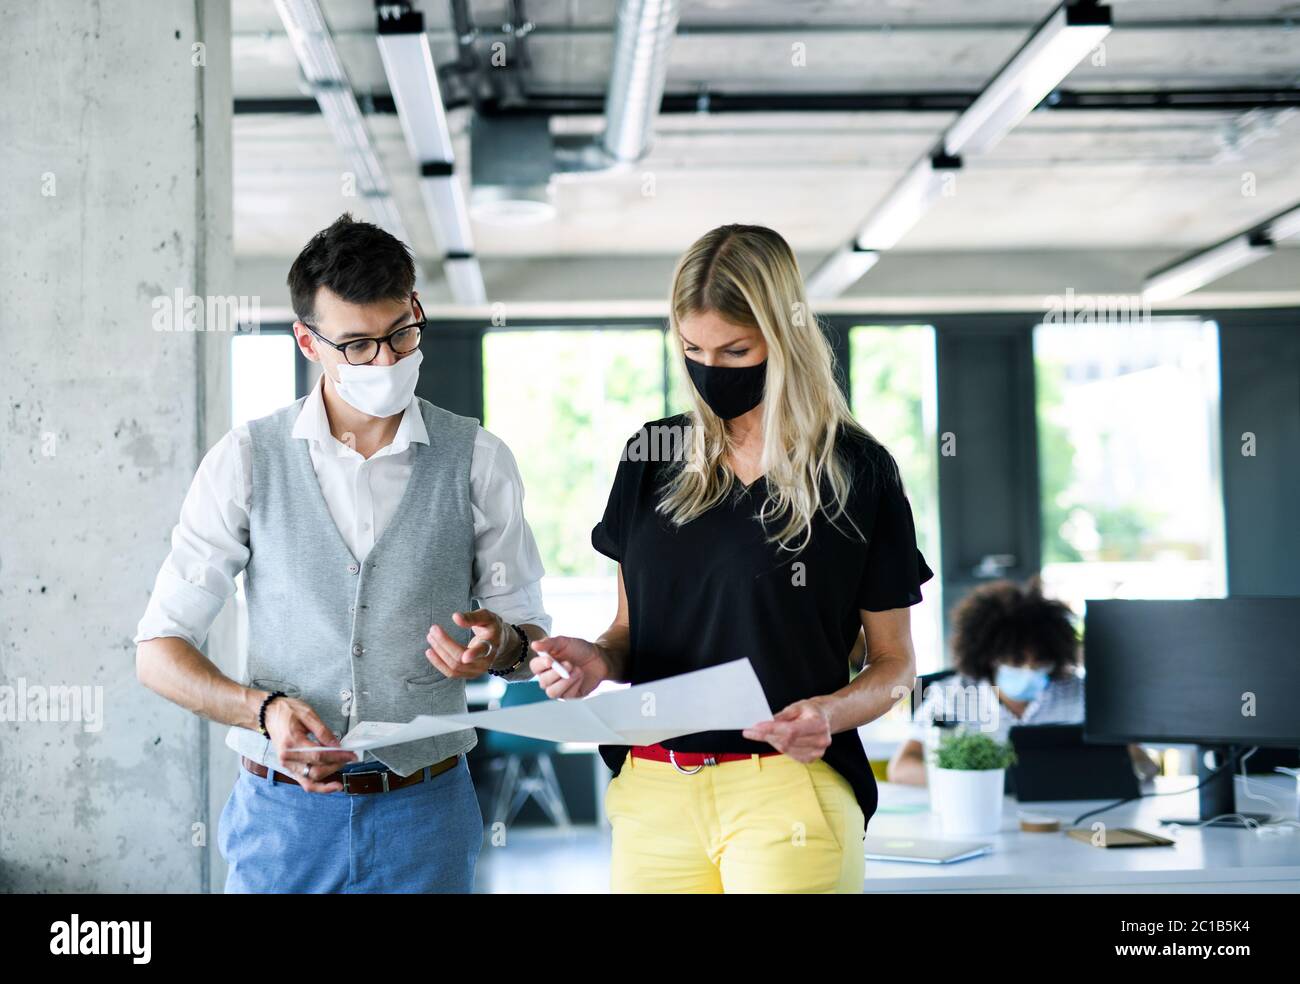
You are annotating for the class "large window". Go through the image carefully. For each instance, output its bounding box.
[483,328,665,639]
[1034,318,1227,613]
[231,332,297,427]
[486,323,944,668]
[848,325,943,673]
[229,329,300,670]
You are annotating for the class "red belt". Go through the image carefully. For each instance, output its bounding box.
[631,742,779,772]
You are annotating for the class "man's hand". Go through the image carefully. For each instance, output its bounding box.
[425,608,516,679]
[743,697,834,763]
[264,696,358,793]
[528,636,611,699]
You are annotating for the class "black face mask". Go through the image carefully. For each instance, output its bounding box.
[685,358,768,420]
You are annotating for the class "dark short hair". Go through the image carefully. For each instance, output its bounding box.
[287,213,415,323]
[949,578,1080,683]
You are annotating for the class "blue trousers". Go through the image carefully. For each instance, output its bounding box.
[217,755,483,893]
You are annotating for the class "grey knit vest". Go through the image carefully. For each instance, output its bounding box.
[223,395,479,777]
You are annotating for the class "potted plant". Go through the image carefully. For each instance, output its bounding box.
[929,730,1017,836]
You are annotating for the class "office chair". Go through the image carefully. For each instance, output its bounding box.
[478,683,571,830]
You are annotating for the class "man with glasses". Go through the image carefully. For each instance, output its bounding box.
[135,214,551,892]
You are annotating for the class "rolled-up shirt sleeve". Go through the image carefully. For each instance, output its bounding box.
[134,427,252,650]
[469,428,552,679]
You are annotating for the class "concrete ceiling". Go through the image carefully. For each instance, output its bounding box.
[231,0,1300,308]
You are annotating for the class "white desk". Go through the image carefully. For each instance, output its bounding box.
[865,775,1300,893]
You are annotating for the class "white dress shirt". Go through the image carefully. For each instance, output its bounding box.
[134,377,551,671]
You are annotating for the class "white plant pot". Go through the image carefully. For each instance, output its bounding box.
[930,766,1006,836]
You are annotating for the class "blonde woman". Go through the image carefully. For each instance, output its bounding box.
[530,224,933,893]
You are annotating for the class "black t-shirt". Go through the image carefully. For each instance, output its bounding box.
[591,413,935,825]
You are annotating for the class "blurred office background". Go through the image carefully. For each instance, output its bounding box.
[2,0,1298,892]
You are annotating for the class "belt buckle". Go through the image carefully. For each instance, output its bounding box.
[669,749,712,775]
[341,767,390,794]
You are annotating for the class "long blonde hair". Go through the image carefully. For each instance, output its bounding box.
[659,224,877,553]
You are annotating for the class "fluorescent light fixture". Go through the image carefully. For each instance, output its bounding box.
[375,21,456,165]
[1142,233,1275,302]
[943,2,1112,156]
[375,4,486,309]
[805,247,880,299]
[274,0,409,242]
[316,87,385,188]
[363,193,408,240]
[806,2,1111,299]
[444,256,487,306]
[418,175,475,254]
[1267,203,1300,242]
[274,0,344,85]
[853,154,961,251]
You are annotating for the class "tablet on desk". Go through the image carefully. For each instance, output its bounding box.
[863,835,993,865]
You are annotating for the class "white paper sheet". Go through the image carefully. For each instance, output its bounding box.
[287,658,774,753]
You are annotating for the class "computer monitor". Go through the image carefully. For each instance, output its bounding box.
[1084,597,1300,825]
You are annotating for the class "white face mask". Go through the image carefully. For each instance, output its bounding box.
[332,348,423,419]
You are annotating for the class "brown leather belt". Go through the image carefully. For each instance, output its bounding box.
[240,754,460,794]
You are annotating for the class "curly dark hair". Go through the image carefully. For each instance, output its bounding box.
[949,578,1079,684]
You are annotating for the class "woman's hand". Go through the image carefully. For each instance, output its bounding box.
[529,636,611,699]
[743,697,834,763]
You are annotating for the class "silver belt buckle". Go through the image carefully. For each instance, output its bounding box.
[669,749,716,775]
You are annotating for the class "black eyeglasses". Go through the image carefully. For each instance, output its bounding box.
[302,298,425,366]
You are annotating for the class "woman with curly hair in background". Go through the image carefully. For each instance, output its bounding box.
[888,578,1158,786]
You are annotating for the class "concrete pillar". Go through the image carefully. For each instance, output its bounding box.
[0,0,232,891]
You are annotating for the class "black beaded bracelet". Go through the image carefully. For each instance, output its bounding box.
[258,691,286,738]
[488,624,530,678]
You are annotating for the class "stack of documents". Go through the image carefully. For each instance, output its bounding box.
[290,658,774,752]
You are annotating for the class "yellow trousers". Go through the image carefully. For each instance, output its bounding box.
[604,751,865,893]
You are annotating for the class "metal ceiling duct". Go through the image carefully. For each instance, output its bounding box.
[371,0,678,285]
[549,0,682,176]
[600,0,682,165]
